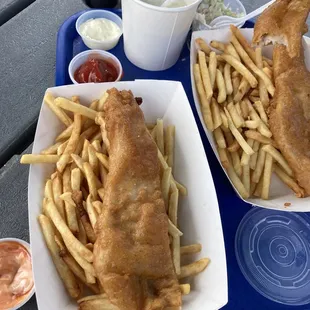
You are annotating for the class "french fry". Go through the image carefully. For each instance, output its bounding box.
[234,76,250,102]
[250,89,259,97]
[55,97,97,120]
[168,189,179,226]
[92,201,103,215]
[211,98,223,129]
[81,139,90,162]
[91,140,101,152]
[225,43,241,61]
[208,51,217,89]
[253,175,264,197]
[71,167,82,191]
[241,139,254,166]
[77,218,87,245]
[44,93,73,127]
[98,188,105,202]
[231,150,242,176]
[180,284,191,295]
[45,200,93,262]
[57,112,83,173]
[220,109,229,129]
[230,34,275,96]
[20,154,59,164]
[261,153,273,200]
[156,119,165,155]
[227,102,244,128]
[250,141,260,170]
[245,120,259,129]
[198,50,213,100]
[210,40,225,51]
[38,215,80,298]
[214,127,226,148]
[262,144,293,176]
[263,67,273,80]
[240,100,249,119]
[45,179,54,202]
[232,76,240,98]
[52,174,66,221]
[242,164,251,194]
[57,140,69,156]
[168,219,183,237]
[224,108,254,155]
[245,130,275,146]
[83,162,98,200]
[98,92,109,111]
[96,153,109,170]
[255,47,269,107]
[41,142,63,155]
[165,125,175,169]
[224,63,233,95]
[227,140,240,153]
[86,195,98,229]
[172,235,181,275]
[175,180,187,196]
[72,191,96,244]
[194,63,213,131]
[56,125,74,142]
[235,102,242,117]
[57,243,99,294]
[221,54,258,88]
[180,244,202,255]
[252,146,266,183]
[79,298,119,310]
[245,99,272,138]
[99,164,108,187]
[178,258,210,279]
[254,101,268,125]
[195,38,211,55]
[274,164,305,198]
[88,144,99,176]
[216,69,227,103]
[226,165,250,198]
[218,147,230,169]
[162,168,172,210]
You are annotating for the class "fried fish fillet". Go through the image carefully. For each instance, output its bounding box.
[93,88,181,310]
[253,0,310,58]
[253,0,310,196]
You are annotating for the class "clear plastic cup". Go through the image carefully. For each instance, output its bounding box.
[76,10,123,50]
[68,49,123,84]
[122,0,202,71]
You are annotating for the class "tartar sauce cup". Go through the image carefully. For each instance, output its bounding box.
[0,238,35,310]
[68,49,123,84]
[76,10,123,50]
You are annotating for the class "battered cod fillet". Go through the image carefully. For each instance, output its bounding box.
[253,0,310,196]
[253,0,310,58]
[93,88,181,310]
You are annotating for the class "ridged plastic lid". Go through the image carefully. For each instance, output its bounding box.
[235,208,310,305]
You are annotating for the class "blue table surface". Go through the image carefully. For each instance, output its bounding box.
[56,10,310,310]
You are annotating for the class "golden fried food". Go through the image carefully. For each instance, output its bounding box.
[93,88,181,310]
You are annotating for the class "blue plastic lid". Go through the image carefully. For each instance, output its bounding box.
[235,208,310,306]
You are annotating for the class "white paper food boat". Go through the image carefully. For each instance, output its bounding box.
[28,80,228,310]
[190,28,310,212]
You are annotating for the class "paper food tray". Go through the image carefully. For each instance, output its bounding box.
[28,80,228,310]
[190,28,310,212]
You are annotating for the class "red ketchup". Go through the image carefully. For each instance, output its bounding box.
[74,57,119,83]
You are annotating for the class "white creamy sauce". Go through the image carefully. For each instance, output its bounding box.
[79,18,121,41]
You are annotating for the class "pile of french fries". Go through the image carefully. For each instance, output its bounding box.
[194,25,305,200]
[21,90,210,309]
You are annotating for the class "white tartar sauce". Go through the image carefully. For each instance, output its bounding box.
[79,18,121,41]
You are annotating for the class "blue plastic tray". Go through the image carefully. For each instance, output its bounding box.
[55,9,306,310]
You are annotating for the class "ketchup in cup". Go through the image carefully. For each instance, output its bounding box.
[0,241,33,309]
[74,57,119,83]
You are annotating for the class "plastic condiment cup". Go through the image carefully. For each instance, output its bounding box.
[68,49,123,84]
[0,238,35,310]
[76,10,123,50]
[122,0,202,71]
